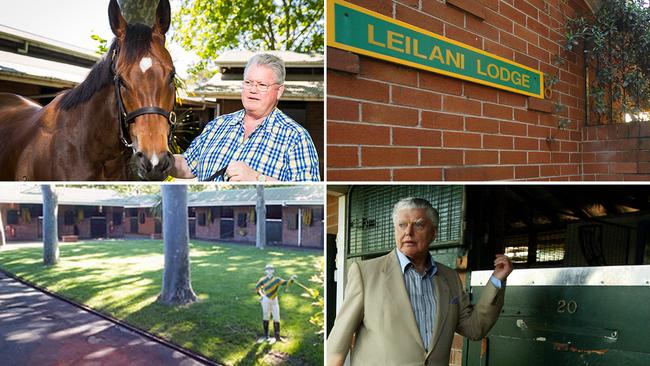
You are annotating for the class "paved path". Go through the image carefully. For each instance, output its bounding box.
[0,271,207,366]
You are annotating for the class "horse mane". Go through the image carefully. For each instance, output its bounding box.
[59,23,154,111]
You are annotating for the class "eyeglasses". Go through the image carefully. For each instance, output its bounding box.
[242,80,280,92]
[395,220,429,232]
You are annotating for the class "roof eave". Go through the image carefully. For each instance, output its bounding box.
[0,72,76,89]
[0,25,101,62]
[196,93,323,102]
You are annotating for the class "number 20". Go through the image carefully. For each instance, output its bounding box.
[557,300,578,314]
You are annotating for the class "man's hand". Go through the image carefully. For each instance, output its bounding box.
[492,254,513,281]
[171,154,196,179]
[226,161,258,181]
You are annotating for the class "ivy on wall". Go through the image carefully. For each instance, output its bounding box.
[565,0,650,124]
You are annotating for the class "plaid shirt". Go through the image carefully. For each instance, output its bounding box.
[183,108,320,181]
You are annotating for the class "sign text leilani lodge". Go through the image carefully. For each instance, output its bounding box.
[328,0,544,99]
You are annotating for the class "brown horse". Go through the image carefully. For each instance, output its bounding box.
[0,0,176,181]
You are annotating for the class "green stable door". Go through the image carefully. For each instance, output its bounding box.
[464,266,650,366]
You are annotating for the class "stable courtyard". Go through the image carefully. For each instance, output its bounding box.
[0,239,324,366]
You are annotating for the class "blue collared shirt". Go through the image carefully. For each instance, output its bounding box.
[396,249,438,351]
[395,249,503,351]
[183,108,320,181]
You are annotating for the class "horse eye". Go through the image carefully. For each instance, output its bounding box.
[119,79,130,91]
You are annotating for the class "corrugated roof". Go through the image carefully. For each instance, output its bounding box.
[0,185,128,206]
[214,50,323,68]
[119,194,161,208]
[0,50,91,88]
[0,185,323,207]
[0,25,100,62]
[187,186,324,207]
[195,80,323,101]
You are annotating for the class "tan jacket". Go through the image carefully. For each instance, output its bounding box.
[327,250,505,366]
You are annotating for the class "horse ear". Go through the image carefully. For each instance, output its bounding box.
[153,0,171,35]
[108,0,127,38]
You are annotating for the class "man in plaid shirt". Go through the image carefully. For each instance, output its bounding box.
[171,53,320,181]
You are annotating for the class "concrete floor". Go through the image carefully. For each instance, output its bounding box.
[0,271,208,366]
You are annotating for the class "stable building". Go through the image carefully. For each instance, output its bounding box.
[0,185,325,248]
[188,186,324,248]
[120,195,163,238]
[0,186,128,241]
[326,0,649,181]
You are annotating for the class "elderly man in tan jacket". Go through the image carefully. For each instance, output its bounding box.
[327,197,513,366]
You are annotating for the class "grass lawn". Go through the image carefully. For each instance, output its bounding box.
[0,240,324,366]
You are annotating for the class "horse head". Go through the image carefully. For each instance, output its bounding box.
[108,0,175,181]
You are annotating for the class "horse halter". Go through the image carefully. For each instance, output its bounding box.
[111,47,176,149]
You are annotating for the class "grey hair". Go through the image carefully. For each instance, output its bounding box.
[392,197,439,228]
[244,53,286,84]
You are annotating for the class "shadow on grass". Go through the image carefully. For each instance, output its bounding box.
[0,239,324,366]
[233,341,271,366]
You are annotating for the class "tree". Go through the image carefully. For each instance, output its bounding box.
[565,0,650,123]
[173,0,324,73]
[256,184,266,250]
[91,0,160,54]
[157,185,197,305]
[118,0,159,25]
[41,185,59,266]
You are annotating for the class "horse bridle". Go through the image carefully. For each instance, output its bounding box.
[111,47,177,149]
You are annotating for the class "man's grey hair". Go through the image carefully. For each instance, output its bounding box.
[244,53,286,84]
[392,197,439,228]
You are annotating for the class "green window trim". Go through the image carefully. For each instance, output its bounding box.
[347,185,465,259]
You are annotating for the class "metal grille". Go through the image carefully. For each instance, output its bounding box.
[504,230,566,264]
[504,234,529,263]
[348,186,464,258]
[536,230,566,262]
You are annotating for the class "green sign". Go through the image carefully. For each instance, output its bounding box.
[327,0,544,99]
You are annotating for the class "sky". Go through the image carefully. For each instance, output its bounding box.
[0,0,198,76]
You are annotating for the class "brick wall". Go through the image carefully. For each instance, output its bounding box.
[1,204,126,241]
[233,207,256,242]
[1,204,39,241]
[56,206,87,238]
[282,206,324,247]
[327,0,590,181]
[195,207,220,240]
[583,122,650,181]
[106,207,125,238]
[136,208,157,235]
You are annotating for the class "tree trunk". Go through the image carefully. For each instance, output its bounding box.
[41,185,59,265]
[0,208,6,248]
[157,185,197,306]
[256,184,266,250]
